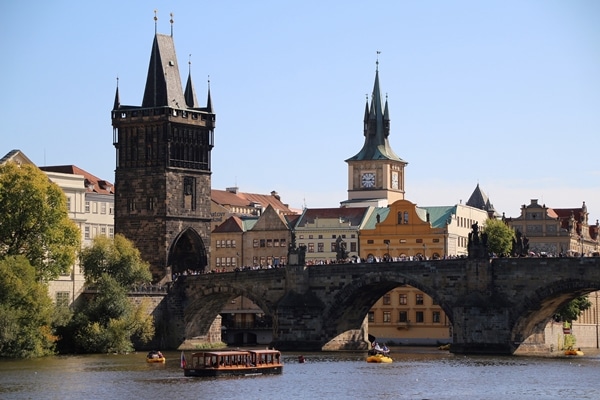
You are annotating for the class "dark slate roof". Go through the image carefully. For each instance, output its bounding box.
[39,165,114,195]
[466,184,499,217]
[142,34,187,109]
[294,207,370,228]
[346,67,406,163]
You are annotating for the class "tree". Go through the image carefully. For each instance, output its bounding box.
[483,218,515,256]
[554,295,593,323]
[67,274,155,353]
[0,256,57,358]
[79,234,151,286]
[0,162,80,281]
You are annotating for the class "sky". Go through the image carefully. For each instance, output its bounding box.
[2,1,599,223]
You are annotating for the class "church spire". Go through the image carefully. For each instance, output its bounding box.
[346,57,404,163]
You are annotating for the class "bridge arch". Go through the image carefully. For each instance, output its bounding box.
[320,271,453,344]
[511,278,600,345]
[182,279,278,340]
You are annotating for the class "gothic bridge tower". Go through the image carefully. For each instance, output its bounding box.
[111,16,215,281]
[344,59,407,207]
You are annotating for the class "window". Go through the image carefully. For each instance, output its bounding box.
[260,239,266,248]
[383,294,391,305]
[101,203,107,214]
[397,212,403,224]
[383,311,391,323]
[330,243,337,252]
[416,294,424,305]
[399,294,407,305]
[267,239,273,247]
[109,227,114,238]
[92,202,98,214]
[307,243,314,253]
[253,239,259,248]
[398,311,408,323]
[368,311,375,323]
[280,239,286,248]
[85,201,90,213]
[309,235,313,239]
[147,197,154,211]
[100,226,106,236]
[226,240,232,248]
[231,240,236,248]
[216,240,221,249]
[66,197,71,212]
[274,239,279,247]
[317,243,324,252]
[433,311,441,323]
[56,292,70,308]
[350,242,357,252]
[415,311,424,323]
[318,235,323,239]
[84,226,90,240]
[404,211,409,224]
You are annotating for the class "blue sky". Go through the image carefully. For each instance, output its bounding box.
[2,1,599,223]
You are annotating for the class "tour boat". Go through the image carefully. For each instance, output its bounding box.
[366,351,393,363]
[183,349,283,377]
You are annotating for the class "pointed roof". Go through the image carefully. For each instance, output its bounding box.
[184,64,198,108]
[142,34,187,109]
[466,184,499,217]
[0,149,35,166]
[346,65,405,163]
[113,85,120,110]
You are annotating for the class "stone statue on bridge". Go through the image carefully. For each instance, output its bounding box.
[468,221,488,259]
[335,236,349,262]
[287,233,307,266]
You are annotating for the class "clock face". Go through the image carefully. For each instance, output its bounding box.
[391,172,399,189]
[361,172,375,188]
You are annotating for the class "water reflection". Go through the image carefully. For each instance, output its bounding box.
[1,348,599,399]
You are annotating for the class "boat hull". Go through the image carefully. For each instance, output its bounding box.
[184,365,283,377]
[146,357,166,363]
[366,354,392,363]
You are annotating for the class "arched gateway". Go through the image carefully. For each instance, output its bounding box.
[168,228,208,276]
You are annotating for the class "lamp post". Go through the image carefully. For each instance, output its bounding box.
[423,243,426,260]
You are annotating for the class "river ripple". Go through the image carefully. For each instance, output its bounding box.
[1,347,599,399]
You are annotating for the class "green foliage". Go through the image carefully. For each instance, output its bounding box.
[67,274,155,353]
[483,218,515,256]
[555,295,593,323]
[0,162,81,281]
[0,256,57,358]
[80,234,151,286]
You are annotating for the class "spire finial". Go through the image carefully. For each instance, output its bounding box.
[154,10,158,34]
[188,54,192,73]
[116,75,119,88]
[170,12,174,37]
[208,75,211,90]
[376,50,381,71]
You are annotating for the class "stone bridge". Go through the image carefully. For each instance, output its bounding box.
[165,257,600,354]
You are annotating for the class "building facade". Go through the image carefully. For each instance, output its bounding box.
[506,199,599,257]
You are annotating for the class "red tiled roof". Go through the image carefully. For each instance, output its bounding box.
[211,188,297,214]
[39,165,114,195]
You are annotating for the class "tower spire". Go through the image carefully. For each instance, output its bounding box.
[113,76,120,110]
[170,12,174,37]
[154,10,158,35]
[184,54,198,108]
[346,57,403,163]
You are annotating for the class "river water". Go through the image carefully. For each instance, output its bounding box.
[1,347,599,399]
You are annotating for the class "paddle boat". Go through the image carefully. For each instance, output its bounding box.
[146,350,166,363]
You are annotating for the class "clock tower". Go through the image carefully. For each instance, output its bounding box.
[343,61,407,207]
